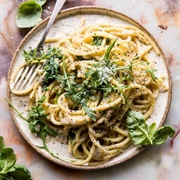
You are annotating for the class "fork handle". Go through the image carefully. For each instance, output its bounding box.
[37,0,66,50]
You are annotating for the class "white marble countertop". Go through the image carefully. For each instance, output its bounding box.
[0,0,179,179]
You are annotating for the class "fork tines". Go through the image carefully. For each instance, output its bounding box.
[11,64,42,91]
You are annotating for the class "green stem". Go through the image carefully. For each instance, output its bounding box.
[4,98,28,122]
[103,38,118,60]
[62,57,71,92]
[138,126,153,145]
[36,141,84,163]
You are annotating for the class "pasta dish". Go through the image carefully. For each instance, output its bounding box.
[10,20,168,166]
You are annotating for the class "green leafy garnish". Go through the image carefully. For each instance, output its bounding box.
[117,62,134,81]
[60,58,97,121]
[91,36,111,46]
[42,57,60,88]
[103,38,117,60]
[92,36,103,46]
[5,97,57,154]
[35,0,47,6]
[5,99,85,164]
[126,111,175,146]
[57,40,118,121]
[23,47,62,63]
[23,47,63,88]
[0,136,33,180]
[41,49,62,88]
[27,96,58,151]
[145,67,158,82]
[16,1,42,28]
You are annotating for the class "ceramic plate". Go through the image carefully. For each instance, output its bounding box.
[8,7,172,170]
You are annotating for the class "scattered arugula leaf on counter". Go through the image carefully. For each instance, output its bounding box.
[16,1,42,28]
[0,136,33,180]
[126,111,175,146]
[35,0,47,6]
[16,0,47,28]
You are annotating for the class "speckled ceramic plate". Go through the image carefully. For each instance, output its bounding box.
[7,7,172,170]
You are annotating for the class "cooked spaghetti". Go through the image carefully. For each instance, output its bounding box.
[10,21,168,165]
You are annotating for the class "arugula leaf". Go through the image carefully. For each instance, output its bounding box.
[92,36,112,46]
[103,38,117,60]
[145,67,158,82]
[7,165,32,180]
[0,136,5,153]
[0,136,33,179]
[28,96,46,122]
[92,36,103,46]
[62,57,72,92]
[41,56,61,88]
[153,125,175,145]
[84,57,116,96]
[16,1,42,28]
[82,103,96,122]
[0,148,16,173]
[23,47,62,63]
[119,62,134,81]
[126,111,153,145]
[43,125,58,137]
[126,111,175,146]
[23,47,63,88]
[4,100,85,164]
[35,0,47,6]
[23,47,43,62]
[27,96,58,150]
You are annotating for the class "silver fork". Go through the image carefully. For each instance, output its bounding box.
[11,0,66,92]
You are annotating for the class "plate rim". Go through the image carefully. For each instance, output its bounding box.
[7,6,172,170]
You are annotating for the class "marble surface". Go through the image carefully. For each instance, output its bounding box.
[0,0,179,179]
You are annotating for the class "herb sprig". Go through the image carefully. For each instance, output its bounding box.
[92,36,111,46]
[27,96,58,152]
[23,47,62,63]
[145,67,158,82]
[116,60,158,82]
[41,49,62,88]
